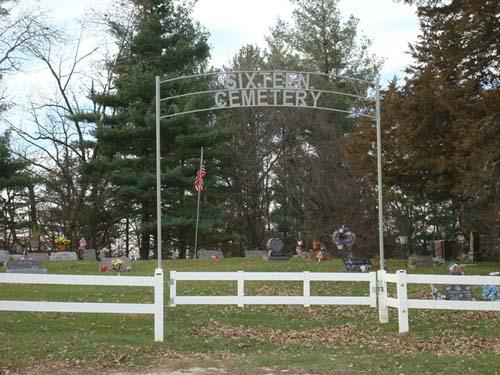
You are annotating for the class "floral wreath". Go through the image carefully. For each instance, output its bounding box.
[332,226,356,249]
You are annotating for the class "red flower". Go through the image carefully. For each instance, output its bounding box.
[100,265,109,272]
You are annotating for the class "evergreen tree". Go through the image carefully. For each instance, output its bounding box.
[85,0,226,259]
[349,0,499,257]
[263,0,381,251]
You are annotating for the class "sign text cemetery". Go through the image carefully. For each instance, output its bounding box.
[214,72,322,109]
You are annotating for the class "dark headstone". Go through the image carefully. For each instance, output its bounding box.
[471,232,481,261]
[49,252,78,261]
[198,249,224,259]
[415,255,433,268]
[99,257,131,272]
[444,284,473,301]
[267,238,289,261]
[83,249,97,260]
[344,258,372,272]
[6,259,47,274]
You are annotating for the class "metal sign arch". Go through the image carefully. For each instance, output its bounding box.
[154,70,385,274]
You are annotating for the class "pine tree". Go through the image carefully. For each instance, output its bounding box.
[84,0,227,259]
[349,0,499,257]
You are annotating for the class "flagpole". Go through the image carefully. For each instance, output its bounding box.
[194,147,203,259]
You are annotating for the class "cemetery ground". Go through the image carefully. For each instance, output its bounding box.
[1,258,499,375]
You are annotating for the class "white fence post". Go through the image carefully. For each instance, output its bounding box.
[237,271,244,307]
[396,270,409,333]
[378,270,389,323]
[154,268,164,342]
[169,271,176,307]
[377,270,389,323]
[303,271,310,307]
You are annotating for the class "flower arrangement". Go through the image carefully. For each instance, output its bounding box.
[99,265,109,272]
[457,252,472,263]
[408,255,417,269]
[111,258,123,272]
[332,226,356,249]
[432,257,445,267]
[54,235,71,246]
[54,235,71,251]
[316,251,323,262]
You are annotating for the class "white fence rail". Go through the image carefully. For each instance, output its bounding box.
[379,270,500,333]
[169,271,377,308]
[0,269,164,342]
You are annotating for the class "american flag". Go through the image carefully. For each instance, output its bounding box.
[193,164,207,192]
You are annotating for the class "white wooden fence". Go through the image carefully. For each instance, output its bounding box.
[379,270,500,333]
[0,269,164,342]
[169,271,377,307]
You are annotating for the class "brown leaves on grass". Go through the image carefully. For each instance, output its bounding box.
[200,321,358,348]
[199,320,500,357]
[376,330,500,357]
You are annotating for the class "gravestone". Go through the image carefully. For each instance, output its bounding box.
[267,238,289,261]
[198,249,224,259]
[28,253,50,262]
[83,249,97,261]
[49,252,78,261]
[245,250,267,258]
[99,257,131,272]
[6,259,47,274]
[444,284,473,301]
[0,250,9,265]
[415,256,433,268]
[344,258,372,272]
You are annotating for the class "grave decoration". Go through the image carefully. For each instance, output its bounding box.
[432,257,445,267]
[482,285,497,301]
[267,238,289,261]
[112,258,123,272]
[198,249,224,260]
[295,241,304,255]
[99,257,131,272]
[448,263,464,275]
[332,226,355,250]
[54,235,71,251]
[6,259,47,274]
[310,250,329,262]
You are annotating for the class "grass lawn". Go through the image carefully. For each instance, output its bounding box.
[1,258,499,374]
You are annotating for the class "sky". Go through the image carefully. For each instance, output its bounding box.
[5,0,420,120]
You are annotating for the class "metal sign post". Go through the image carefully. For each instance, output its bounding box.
[155,76,162,271]
[375,78,384,271]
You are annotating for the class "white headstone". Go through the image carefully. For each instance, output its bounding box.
[50,252,78,261]
[245,250,267,258]
[0,250,9,264]
[83,249,97,260]
[28,253,50,262]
